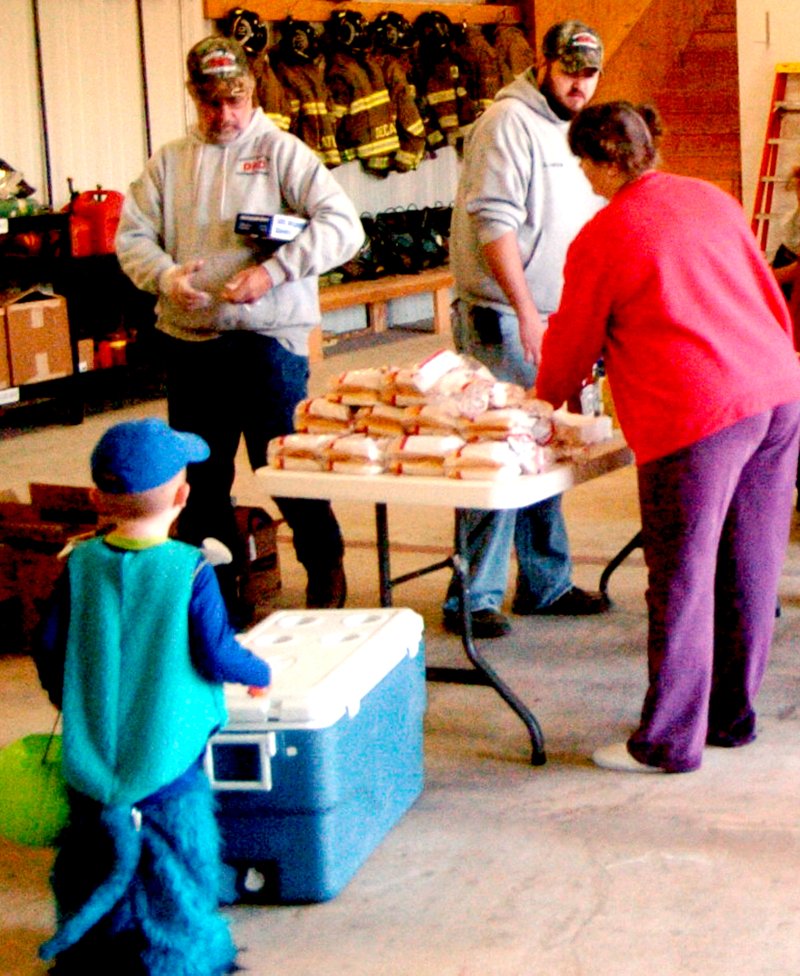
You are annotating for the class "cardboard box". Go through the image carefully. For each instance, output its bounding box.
[207,608,426,903]
[5,290,73,385]
[0,543,17,603]
[0,488,279,650]
[28,483,100,525]
[0,306,10,390]
[77,337,94,373]
[234,506,281,623]
[0,483,101,651]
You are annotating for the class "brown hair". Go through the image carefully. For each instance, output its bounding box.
[568,101,661,177]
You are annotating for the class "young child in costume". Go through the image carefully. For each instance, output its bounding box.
[33,417,271,975]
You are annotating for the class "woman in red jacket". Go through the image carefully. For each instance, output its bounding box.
[536,101,800,773]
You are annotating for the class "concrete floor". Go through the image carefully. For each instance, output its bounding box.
[2,331,800,975]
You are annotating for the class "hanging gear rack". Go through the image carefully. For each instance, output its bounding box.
[203,2,522,29]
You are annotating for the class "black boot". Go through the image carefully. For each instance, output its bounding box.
[306,563,347,609]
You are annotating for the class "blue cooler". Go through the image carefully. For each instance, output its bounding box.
[205,608,426,903]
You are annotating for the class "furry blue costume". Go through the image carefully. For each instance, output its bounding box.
[42,768,236,975]
[35,534,270,975]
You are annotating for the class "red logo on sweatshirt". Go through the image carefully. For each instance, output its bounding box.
[238,156,268,175]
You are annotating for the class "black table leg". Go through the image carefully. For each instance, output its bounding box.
[447,510,546,766]
[598,530,643,599]
[373,503,547,766]
[375,503,392,608]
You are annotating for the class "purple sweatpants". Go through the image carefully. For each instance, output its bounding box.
[628,401,800,772]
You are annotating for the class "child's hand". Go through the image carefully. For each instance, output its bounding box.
[247,685,270,698]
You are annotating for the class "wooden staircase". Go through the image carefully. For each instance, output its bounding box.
[655,0,741,197]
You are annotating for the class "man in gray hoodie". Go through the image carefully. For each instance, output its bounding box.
[116,36,363,614]
[443,22,609,638]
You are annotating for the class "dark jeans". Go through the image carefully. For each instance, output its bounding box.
[629,402,800,771]
[161,331,343,579]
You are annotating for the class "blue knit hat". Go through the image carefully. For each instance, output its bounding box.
[91,418,209,494]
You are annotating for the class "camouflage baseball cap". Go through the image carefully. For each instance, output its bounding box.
[187,36,252,97]
[542,21,603,72]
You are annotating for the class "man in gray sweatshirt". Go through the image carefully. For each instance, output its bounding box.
[443,22,609,638]
[116,36,363,615]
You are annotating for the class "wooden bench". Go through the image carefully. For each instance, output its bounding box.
[310,266,454,362]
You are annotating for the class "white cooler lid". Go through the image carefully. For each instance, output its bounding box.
[224,608,424,729]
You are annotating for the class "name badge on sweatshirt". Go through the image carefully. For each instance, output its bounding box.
[237,156,269,175]
[235,213,307,242]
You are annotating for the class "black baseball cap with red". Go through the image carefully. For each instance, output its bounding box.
[542,21,603,73]
[186,36,253,99]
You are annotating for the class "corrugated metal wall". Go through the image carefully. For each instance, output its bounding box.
[1,0,207,209]
[1,0,459,212]
[2,1,47,203]
[1,0,459,328]
[39,0,143,204]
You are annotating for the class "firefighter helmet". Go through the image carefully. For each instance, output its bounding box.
[371,12,414,53]
[414,11,452,53]
[279,18,322,63]
[223,8,268,56]
[326,10,370,52]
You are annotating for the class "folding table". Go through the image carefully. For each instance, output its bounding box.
[256,434,634,765]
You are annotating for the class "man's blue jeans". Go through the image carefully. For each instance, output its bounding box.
[444,301,572,614]
[162,331,344,579]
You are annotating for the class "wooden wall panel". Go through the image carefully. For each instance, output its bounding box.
[530,1,653,65]
[531,0,718,101]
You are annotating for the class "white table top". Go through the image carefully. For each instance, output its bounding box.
[255,434,633,511]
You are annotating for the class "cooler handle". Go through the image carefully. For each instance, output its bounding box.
[204,732,276,791]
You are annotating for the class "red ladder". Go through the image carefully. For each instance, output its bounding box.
[751,63,800,253]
